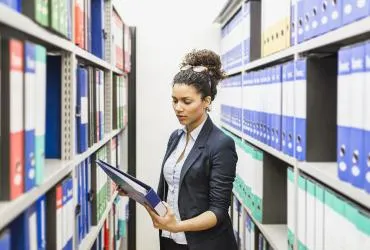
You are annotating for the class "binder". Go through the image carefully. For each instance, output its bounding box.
[305,178,316,250]
[297,175,306,250]
[46,182,63,250]
[287,167,294,249]
[49,0,60,34]
[75,0,85,48]
[62,177,73,250]
[0,229,11,250]
[45,55,61,158]
[22,0,49,27]
[124,22,131,72]
[327,0,342,31]
[337,46,352,182]
[76,66,89,153]
[96,159,167,217]
[297,0,304,43]
[342,0,369,25]
[365,41,370,193]
[35,45,47,185]
[294,59,307,161]
[24,41,37,192]
[1,38,25,200]
[314,183,324,250]
[0,0,18,11]
[91,0,105,59]
[86,157,92,234]
[349,43,366,188]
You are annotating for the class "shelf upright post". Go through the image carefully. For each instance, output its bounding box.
[61,52,77,161]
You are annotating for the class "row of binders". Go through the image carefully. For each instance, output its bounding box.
[337,41,370,193]
[288,168,370,250]
[231,132,264,224]
[91,197,129,250]
[0,136,124,249]
[221,0,370,73]
[231,196,273,250]
[0,0,131,72]
[0,35,47,200]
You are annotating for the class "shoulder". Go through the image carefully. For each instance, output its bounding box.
[208,125,235,151]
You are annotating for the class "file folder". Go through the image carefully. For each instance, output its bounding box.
[35,45,47,185]
[297,175,306,250]
[295,59,307,161]
[96,159,167,217]
[76,66,89,153]
[36,195,46,250]
[0,38,25,200]
[337,46,352,182]
[22,0,49,27]
[314,183,324,250]
[342,0,369,25]
[306,178,316,250]
[0,229,11,250]
[91,0,105,59]
[365,41,370,193]
[24,41,37,192]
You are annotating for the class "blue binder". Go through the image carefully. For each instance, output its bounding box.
[76,66,88,153]
[24,42,36,191]
[91,0,105,59]
[45,56,61,158]
[0,229,11,250]
[36,195,46,250]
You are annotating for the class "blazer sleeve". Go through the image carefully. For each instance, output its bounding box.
[208,135,237,225]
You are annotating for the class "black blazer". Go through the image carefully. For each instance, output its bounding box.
[157,116,238,250]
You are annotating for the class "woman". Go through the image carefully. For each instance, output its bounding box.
[120,49,238,250]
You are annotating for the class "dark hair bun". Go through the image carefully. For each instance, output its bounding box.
[181,49,225,86]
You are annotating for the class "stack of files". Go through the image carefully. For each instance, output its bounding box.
[112,74,127,130]
[1,37,47,196]
[49,0,73,40]
[91,146,109,225]
[22,0,49,27]
[242,0,261,64]
[287,167,295,250]
[113,9,124,71]
[75,158,92,246]
[220,74,242,131]
[9,195,46,250]
[242,65,282,151]
[91,0,106,59]
[86,66,105,147]
[261,0,290,56]
[220,8,243,72]
[244,213,255,250]
[46,177,74,250]
[124,24,132,73]
[337,42,368,192]
[297,174,370,250]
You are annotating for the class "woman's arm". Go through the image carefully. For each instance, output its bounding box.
[146,205,217,233]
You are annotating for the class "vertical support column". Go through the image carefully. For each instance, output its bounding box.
[61,52,76,161]
[104,0,113,65]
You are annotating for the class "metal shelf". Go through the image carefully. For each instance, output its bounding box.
[79,192,119,250]
[222,125,297,167]
[0,4,114,71]
[233,191,288,250]
[298,162,370,209]
[0,128,124,229]
[221,123,244,138]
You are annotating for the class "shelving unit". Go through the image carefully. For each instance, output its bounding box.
[233,191,288,250]
[0,1,132,249]
[216,0,370,249]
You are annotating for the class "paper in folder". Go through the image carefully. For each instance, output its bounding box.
[95,159,167,216]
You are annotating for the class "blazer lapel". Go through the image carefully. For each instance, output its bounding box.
[179,116,213,187]
[163,130,183,168]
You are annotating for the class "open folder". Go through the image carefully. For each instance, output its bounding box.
[96,159,167,216]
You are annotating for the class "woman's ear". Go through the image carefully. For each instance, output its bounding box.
[204,96,212,111]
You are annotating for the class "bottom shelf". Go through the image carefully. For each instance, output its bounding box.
[233,191,288,250]
[79,191,119,249]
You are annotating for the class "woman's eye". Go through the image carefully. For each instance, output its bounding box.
[184,101,192,105]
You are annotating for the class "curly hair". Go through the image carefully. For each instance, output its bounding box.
[173,49,225,101]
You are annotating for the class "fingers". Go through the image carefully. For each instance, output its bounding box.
[116,186,127,196]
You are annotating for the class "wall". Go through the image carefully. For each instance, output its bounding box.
[113,1,225,249]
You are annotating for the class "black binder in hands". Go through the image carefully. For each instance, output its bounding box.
[95,159,167,216]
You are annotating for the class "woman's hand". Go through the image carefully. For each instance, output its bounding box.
[116,186,127,196]
[145,203,181,233]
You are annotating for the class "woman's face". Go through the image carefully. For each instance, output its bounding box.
[172,83,210,130]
